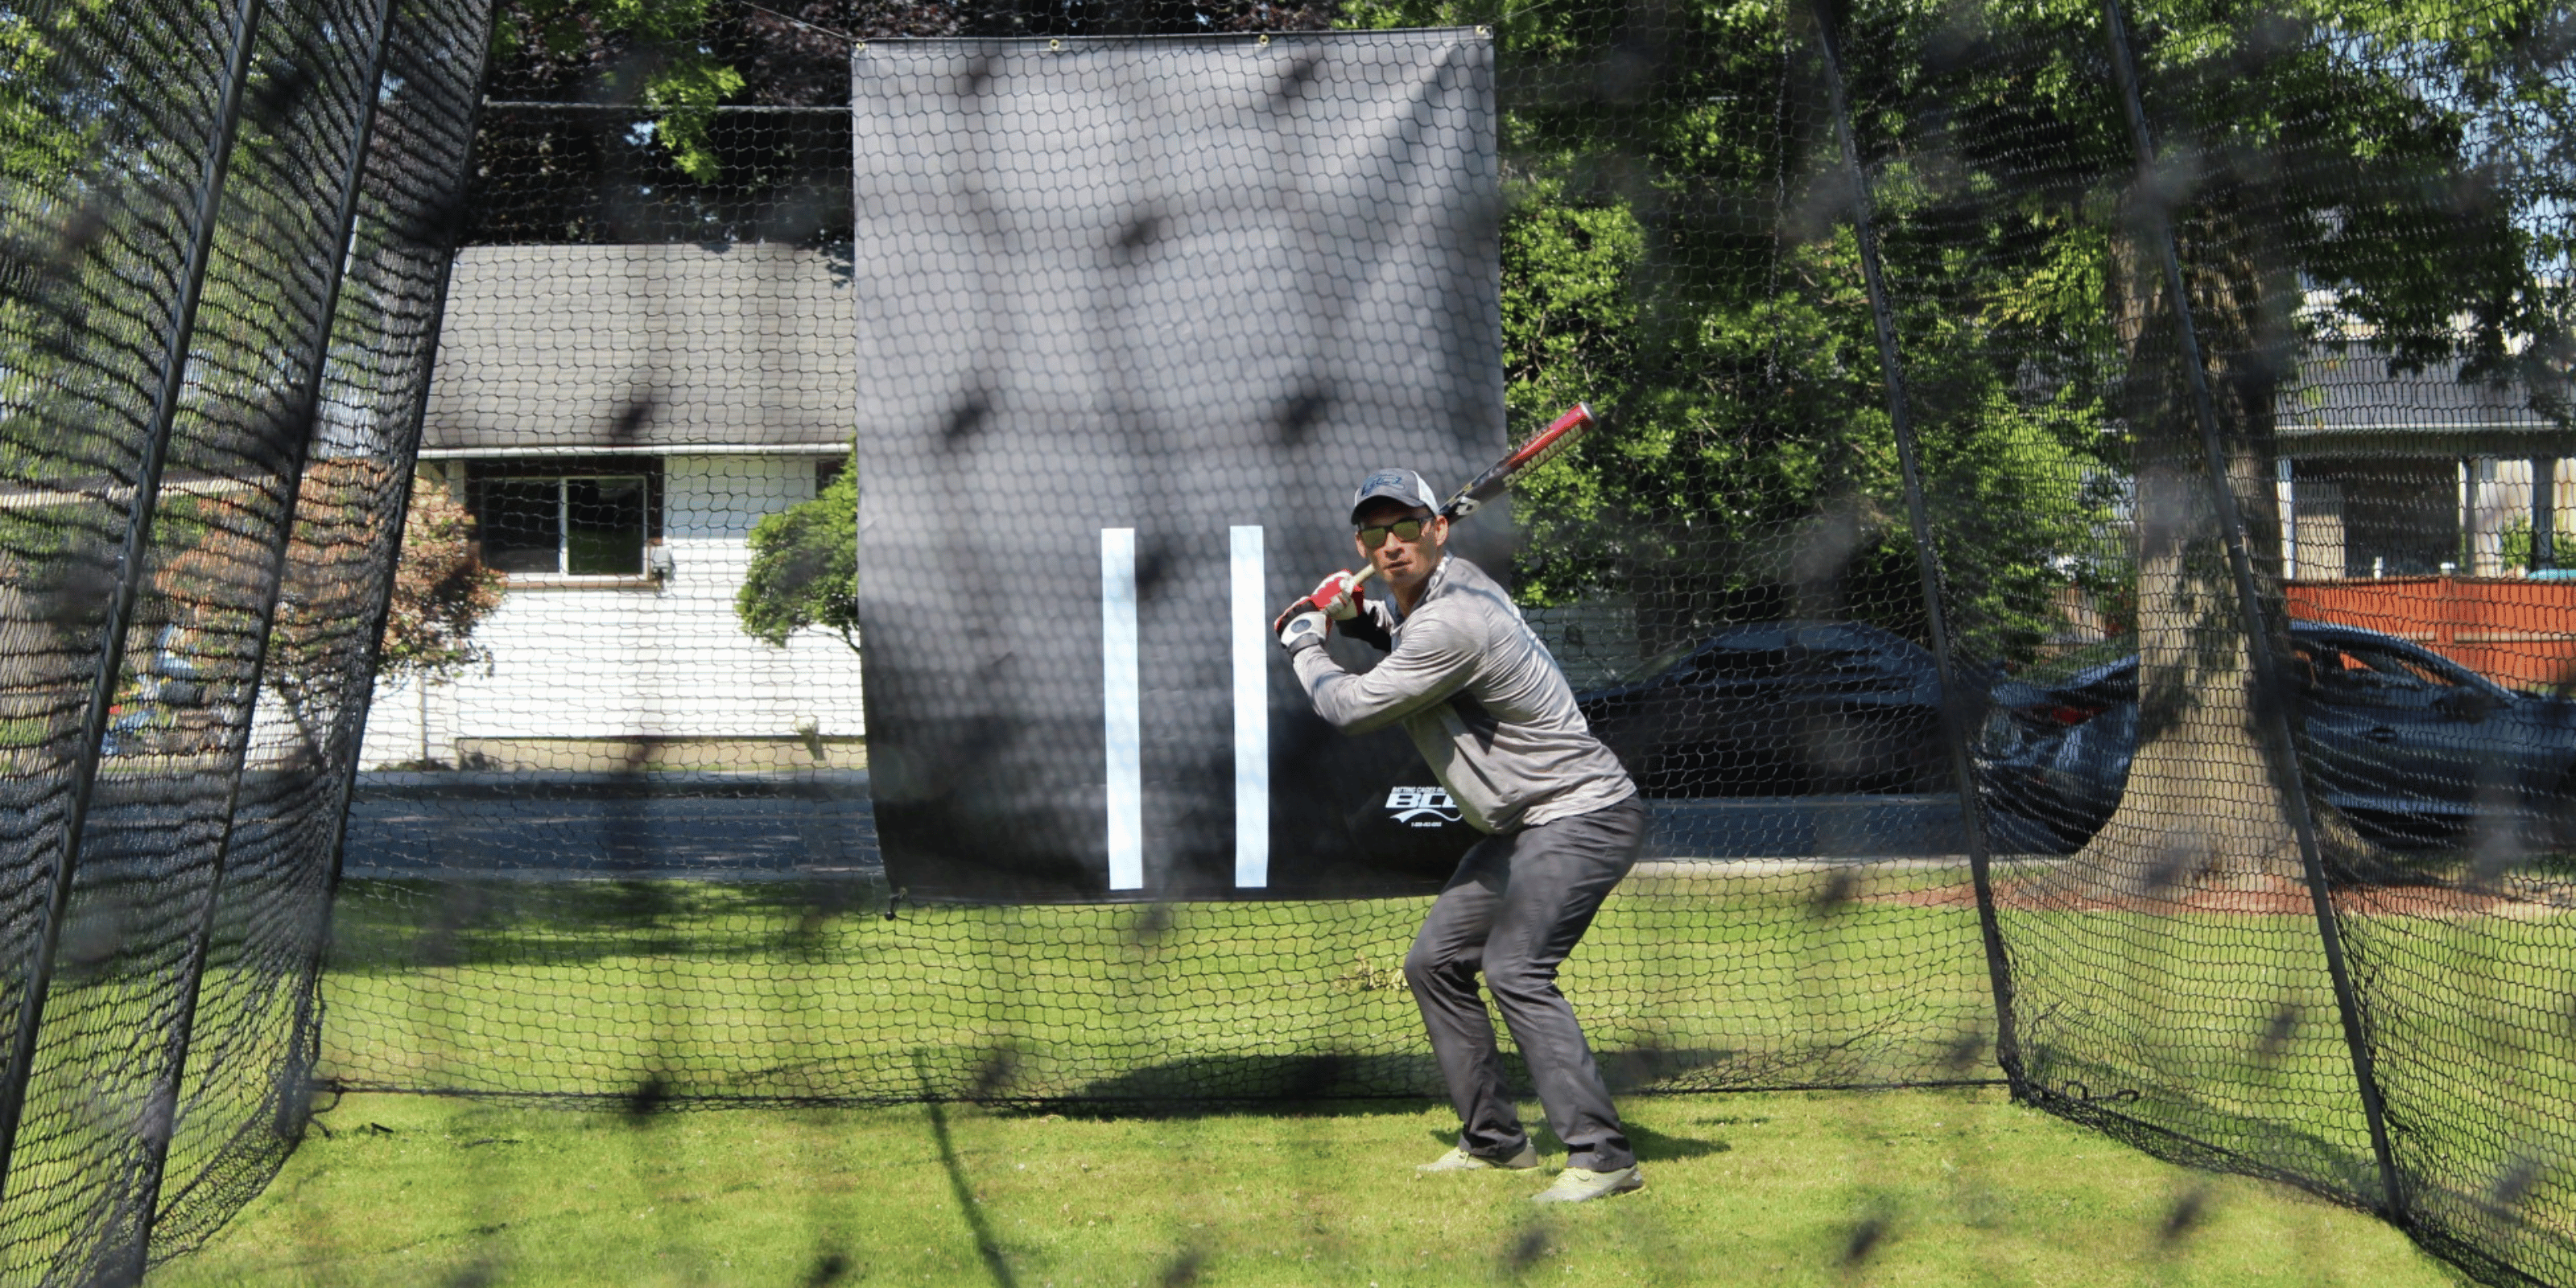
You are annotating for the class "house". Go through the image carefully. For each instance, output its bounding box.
[358,243,865,770]
[2276,348,2572,580]
[2275,345,2576,687]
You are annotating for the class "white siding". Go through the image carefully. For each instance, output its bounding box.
[360,454,862,766]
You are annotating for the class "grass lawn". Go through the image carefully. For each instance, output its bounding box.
[148,1086,2467,1287]
[313,869,2008,1102]
[146,867,2560,1285]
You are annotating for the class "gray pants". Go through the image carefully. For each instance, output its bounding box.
[1403,795,1646,1171]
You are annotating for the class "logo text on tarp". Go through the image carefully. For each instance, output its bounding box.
[1385,786,1461,827]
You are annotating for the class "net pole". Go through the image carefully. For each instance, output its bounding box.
[1809,0,2025,1096]
[114,0,407,1270]
[2097,0,2407,1224]
[0,0,272,1203]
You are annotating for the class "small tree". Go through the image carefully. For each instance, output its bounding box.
[265,464,505,760]
[374,479,507,680]
[735,456,857,654]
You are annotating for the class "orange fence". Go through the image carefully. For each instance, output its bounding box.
[2288,576,2576,690]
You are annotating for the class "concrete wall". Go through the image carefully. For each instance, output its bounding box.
[2289,575,2576,690]
[359,453,863,770]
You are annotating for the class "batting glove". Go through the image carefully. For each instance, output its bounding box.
[1306,570,1364,621]
[1274,597,1329,654]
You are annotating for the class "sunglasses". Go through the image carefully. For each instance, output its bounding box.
[1356,516,1432,550]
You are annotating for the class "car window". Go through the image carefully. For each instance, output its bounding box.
[2300,641,2455,709]
[1611,642,1699,687]
[1695,646,1790,679]
[2342,643,2461,688]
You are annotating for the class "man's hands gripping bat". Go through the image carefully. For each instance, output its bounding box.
[1275,571,1353,654]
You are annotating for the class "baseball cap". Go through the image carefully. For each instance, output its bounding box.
[1350,468,1440,524]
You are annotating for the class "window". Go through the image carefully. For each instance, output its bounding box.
[465,459,662,577]
[2297,640,2462,710]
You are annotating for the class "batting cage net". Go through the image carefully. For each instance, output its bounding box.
[1,0,2572,1282]
[0,0,494,1275]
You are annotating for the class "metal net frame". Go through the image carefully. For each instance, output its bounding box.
[0,0,2572,1284]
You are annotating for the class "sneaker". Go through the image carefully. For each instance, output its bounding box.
[1530,1165,1645,1203]
[1416,1142,1540,1174]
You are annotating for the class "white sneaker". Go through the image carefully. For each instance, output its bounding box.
[1416,1142,1541,1173]
[1530,1165,1644,1203]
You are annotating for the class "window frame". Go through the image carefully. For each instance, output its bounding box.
[464,456,665,585]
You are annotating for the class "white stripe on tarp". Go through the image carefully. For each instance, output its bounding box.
[1102,527,1142,890]
[1230,526,1269,888]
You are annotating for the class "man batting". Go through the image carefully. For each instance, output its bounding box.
[1274,468,1648,1204]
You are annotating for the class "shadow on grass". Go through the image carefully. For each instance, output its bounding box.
[993,1050,1740,1120]
[914,1051,1020,1288]
[1623,1121,1734,1161]
[328,877,898,971]
[971,1054,1438,1115]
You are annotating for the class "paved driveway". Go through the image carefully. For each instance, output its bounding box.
[345,772,1970,879]
[344,770,881,880]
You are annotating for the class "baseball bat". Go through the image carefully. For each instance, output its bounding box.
[1348,402,1594,588]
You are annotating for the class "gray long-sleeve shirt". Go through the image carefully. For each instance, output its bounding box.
[1289,554,1636,834]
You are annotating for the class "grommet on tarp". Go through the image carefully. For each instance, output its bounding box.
[1257,32,1271,46]
[1048,38,1063,51]
[1476,24,1490,35]
[853,39,866,52]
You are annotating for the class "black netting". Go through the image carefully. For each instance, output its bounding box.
[0,0,490,1275]
[1829,0,2576,1278]
[2,0,2573,1284]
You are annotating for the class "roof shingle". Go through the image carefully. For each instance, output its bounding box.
[421,243,855,453]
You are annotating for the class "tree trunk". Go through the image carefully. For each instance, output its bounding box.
[2070,204,2318,888]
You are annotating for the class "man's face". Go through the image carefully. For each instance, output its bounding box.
[1353,499,1447,593]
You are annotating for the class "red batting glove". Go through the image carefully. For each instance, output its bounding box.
[1307,570,1364,621]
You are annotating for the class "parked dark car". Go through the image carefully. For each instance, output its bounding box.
[1979,621,2576,850]
[1575,621,1952,797]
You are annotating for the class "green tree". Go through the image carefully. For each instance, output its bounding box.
[1843,0,2572,873]
[2,0,129,487]
[1350,0,2120,669]
[490,0,745,180]
[0,3,99,188]
[736,456,858,653]
[483,0,1345,186]
[1353,0,2569,877]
